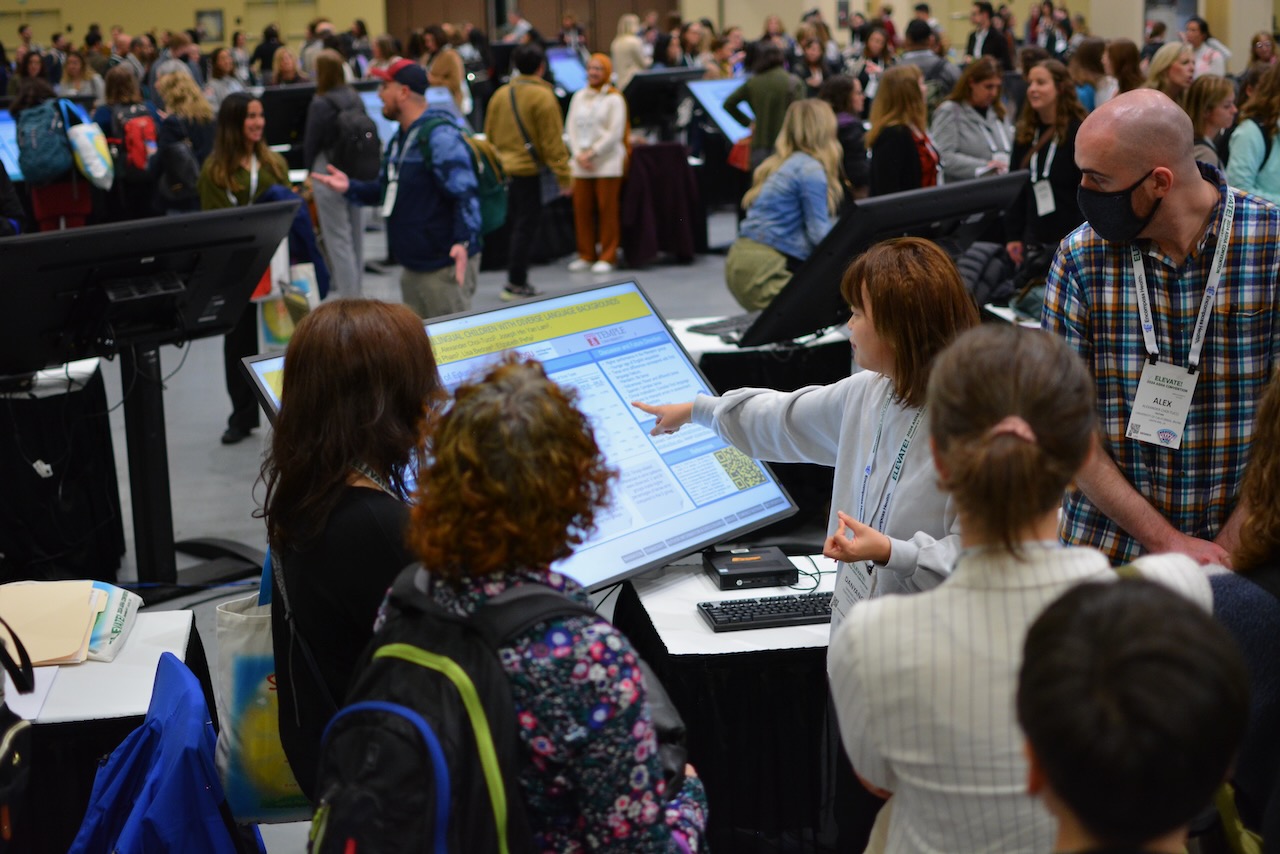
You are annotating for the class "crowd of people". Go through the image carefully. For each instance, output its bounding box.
[3,6,1280,852]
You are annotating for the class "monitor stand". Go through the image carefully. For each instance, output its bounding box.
[121,338,262,605]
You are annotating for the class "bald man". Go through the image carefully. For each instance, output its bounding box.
[1043,89,1280,566]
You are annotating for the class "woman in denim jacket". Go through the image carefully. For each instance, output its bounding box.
[725,98,844,311]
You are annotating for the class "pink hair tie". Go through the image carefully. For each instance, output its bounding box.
[987,415,1037,444]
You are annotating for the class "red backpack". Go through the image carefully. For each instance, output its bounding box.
[108,104,158,183]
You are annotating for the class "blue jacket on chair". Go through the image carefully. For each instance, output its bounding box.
[69,652,246,854]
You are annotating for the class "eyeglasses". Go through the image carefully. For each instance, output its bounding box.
[1255,40,1273,47]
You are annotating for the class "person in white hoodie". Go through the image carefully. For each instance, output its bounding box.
[566,53,628,273]
[1185,16,1228,78]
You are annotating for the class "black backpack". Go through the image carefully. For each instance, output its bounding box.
[156,121,202,203]
[308,567,599,854]
[326,93,381,181]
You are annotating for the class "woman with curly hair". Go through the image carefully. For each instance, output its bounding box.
[261,298,444,801]
[1144,41,1194,105]
[406,355,709,851]
[1228,62,1280,204]
[1208,368,1280,836]
[1004,59,1086,275]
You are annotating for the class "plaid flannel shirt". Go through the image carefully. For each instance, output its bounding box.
[1043,164,1280,563]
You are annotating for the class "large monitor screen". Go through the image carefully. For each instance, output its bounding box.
[243,281,796,590]
[0,112,20,182]
[546,46,588,94]
[357,89,401,147]
[686,77,753,143]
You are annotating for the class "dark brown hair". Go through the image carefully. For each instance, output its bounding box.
[1234,368,1280,571]
[259,299,443,548]
[1240,60,1280,143]
[104,64,143,105]
[207,92,288,196]
[1105,38,1144,94]
[944,55,1006,120]
[840,237,979,408]
[928,325,1095,554]
[1015,59,1087,147]
[407,355,614,580]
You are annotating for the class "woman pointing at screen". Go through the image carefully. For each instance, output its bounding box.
[632,237,976,616]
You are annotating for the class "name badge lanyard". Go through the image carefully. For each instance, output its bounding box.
[978,121,1008,155]
[1130,191,1234,373]
[225,154,259,207]
[382,125,420,217]
[1029,137,1056,184]
[856,395,926,557]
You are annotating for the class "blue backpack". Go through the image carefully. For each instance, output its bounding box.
[16,100,74,185]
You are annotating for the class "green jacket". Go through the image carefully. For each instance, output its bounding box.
[725,69,803,152]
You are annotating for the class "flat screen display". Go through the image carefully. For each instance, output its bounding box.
[0,113,22,182]
[357,90,400,147]
[546,47,588,94]
[243,281,796,590]
[686,77,753,143]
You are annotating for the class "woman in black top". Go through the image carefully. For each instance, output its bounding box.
[151,71,216,214]
[261,298,444,802]
[867,64,939,195]
[1005,59,1086,276]
[818,74,870,201]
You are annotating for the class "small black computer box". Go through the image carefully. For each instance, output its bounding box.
[702,546,797,590]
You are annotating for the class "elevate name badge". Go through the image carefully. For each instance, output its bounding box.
[1125,360,1198,449]
[829,560,873,634]
[1032,179,1056,216]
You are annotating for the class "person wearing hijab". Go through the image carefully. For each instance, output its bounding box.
[565,53,628,273]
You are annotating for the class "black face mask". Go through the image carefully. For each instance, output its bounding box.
[1076,169,1162,243]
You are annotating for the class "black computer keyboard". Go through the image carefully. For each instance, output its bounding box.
[696,591,833,632]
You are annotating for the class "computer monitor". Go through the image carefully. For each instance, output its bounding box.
[261,84,317,169]
[545,46,588,94]
[242,280,797,591]
[624,67,706,134]
[0,201,300,376]
[737,171,1029,347]
[355,86,400,146]
[686,77,753,143]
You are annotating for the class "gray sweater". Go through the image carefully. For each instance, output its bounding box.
[929,99,1012,184]
[692,370,960,603]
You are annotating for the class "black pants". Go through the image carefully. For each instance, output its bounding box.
[223,303,260,432]
[506,174,544,287]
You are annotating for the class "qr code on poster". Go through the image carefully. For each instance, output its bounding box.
[714,446,767,491]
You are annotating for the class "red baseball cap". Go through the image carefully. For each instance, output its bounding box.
[370,58,428,94]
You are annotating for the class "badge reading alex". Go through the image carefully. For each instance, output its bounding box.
[1126,361,1198,449]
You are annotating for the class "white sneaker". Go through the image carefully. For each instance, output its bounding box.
[568,258,592,272]
[591,260,615,273]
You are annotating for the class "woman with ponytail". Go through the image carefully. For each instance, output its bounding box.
[827,324,1211,853]
[565,52,628,274]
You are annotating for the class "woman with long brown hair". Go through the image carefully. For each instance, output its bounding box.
[866,64,939,195]
[1004,59,1086,274]
[199,91,290,444]
[929,57,1011,183]
[260,298,443,801]
[1103,38,1145,96]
